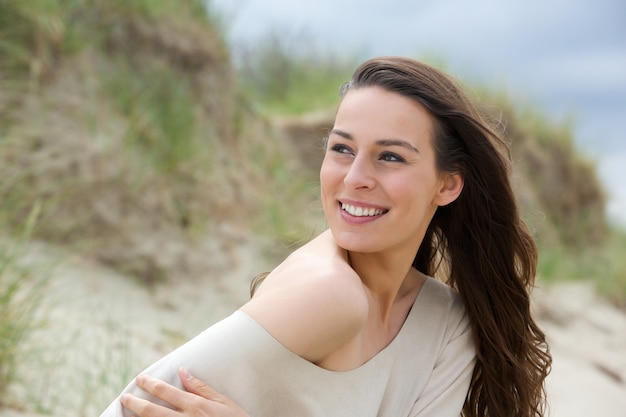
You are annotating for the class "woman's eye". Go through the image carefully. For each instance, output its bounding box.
[330,144,352,154]
[380,152,405,162]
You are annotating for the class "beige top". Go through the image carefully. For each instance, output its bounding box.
[100,277,475,417]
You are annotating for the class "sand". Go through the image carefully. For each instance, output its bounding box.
[2,240,625,416]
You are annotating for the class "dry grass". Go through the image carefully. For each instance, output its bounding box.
[0,0,313,284]
[478,91,608,249]
[0,203,49,406]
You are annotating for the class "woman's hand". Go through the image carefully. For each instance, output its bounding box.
[121,368,251,417]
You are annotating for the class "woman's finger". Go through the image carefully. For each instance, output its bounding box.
[121,392,179,417]
[135,374,191,410]
[122,371,250,417]
[178,368,223,401]
[177,369,251,417]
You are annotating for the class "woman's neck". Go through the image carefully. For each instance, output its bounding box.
[346,245,421,324]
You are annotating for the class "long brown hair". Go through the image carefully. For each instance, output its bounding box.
[343,57,551,417]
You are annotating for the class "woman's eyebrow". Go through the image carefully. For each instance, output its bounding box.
[330,129,419,154]
[329,128,352,139]
[376,139,419,154]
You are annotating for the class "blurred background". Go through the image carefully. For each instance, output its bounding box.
[0,0,624,415]
[215,0,626,228]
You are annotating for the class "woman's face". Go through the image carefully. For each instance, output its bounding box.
[320,86,454,256]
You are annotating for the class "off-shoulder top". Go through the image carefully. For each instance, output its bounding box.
[100,277,475,417]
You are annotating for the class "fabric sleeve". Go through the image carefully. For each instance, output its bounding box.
[408,307,476,417]
[98,311,261,417]
[98,309,387,417]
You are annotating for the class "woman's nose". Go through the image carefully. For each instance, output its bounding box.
[343,155,376,190]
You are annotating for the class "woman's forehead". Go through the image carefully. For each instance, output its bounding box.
[334,87,434,141]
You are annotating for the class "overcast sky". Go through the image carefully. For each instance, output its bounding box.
[211,0,626,223]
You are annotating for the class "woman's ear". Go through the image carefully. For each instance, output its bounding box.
[434,172,464,206]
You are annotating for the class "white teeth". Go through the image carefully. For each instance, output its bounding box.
[342,203,385,217]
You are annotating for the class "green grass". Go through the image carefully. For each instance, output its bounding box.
[102,58,199,175]
[597,228,626,305]
[245,60,352,115]
[0,202,49,405]
[0,0,230,264]
[0,0,66,77]
[537,226,626,306]
[96,0,211,21]
[0,0,220,82]
[236,29,357,115]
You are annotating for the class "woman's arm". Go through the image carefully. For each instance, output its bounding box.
[121,368,250,417]
[100,236,367,416]
[98,311,261,417]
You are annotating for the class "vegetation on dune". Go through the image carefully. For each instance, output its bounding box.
[479,92,624,303]
[0,203,48,406]
[0,0,314,284]
[235,28,358,115]
[0,1,314,404]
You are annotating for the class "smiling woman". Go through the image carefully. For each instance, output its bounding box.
[321,86,462,258]
[100,56,551,417]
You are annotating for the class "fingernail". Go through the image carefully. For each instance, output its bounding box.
[120,393,129,405]
[180,367,191,380]
[135,374,146,385]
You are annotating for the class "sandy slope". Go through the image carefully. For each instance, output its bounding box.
[534,282,626,416]
[2,241,626,416]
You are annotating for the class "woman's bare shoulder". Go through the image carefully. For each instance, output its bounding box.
[240,230,368,363]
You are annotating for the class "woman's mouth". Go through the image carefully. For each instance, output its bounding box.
[341,202,388,217]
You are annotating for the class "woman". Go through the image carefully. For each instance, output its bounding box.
[103,56,551,417]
